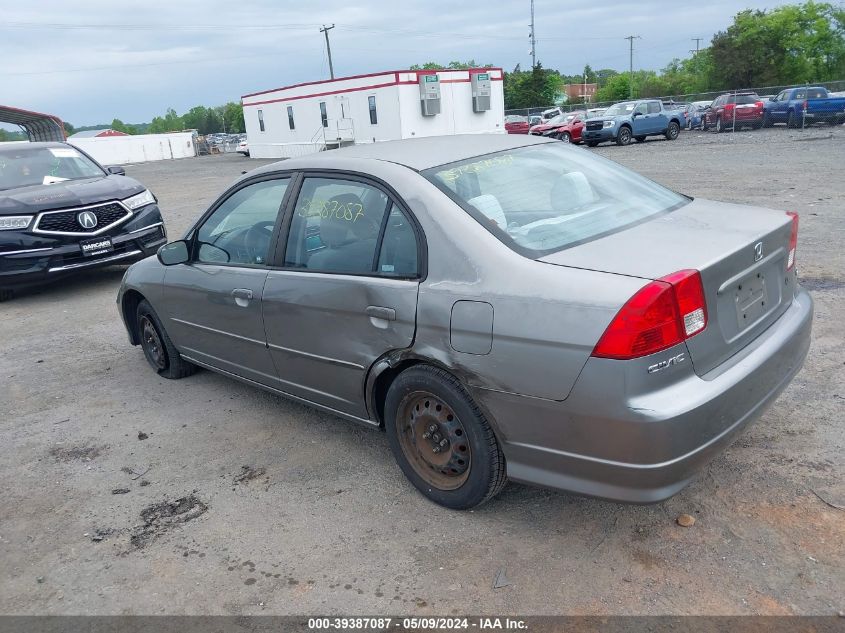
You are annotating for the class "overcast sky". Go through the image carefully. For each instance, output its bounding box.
[1,0,794,127]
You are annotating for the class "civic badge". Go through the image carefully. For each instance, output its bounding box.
[753,241,763,262]
[77,211,98,230]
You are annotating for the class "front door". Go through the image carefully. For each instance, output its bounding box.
[262,175,421,418]
[631,102,650,135]
[162,177,291,385]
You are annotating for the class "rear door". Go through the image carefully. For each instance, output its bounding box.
[262,174,422,418]
[648,101,667,133]
[162,176,291,385]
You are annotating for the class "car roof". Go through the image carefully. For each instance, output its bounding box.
[0,141,68,153]
[252,134,553,174]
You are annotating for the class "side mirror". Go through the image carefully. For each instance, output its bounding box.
[157,240,190,266]
[106,165,126,176]
[632,111,642,118]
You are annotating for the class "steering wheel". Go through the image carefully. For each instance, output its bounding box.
[243,221,275,264]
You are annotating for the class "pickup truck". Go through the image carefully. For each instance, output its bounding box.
[581,99,683,146]
[763,86,845,127]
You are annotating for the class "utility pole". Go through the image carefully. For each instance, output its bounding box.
[529,0,536,68]
[625,35,641,99]
[320,24,335,79]
[690,37,703,55]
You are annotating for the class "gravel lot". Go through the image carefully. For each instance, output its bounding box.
[1,127,843,616]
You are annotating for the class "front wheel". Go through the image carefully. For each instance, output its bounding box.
[136,300,197,379]
[587,141,599,147]
[715,116,723,133]
[559,131,571,143]
[787,110,796,128]
[615,126,632,146]
[762,112,772,128]
[665,121,680,140]
[385,365,507,510]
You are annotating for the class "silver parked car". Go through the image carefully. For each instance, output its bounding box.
[118,135,812,509]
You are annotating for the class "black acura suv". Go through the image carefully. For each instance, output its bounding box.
[0,142,166,300]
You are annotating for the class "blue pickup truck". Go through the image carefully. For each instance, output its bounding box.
[763,86,845,127]
[581,99,684,146]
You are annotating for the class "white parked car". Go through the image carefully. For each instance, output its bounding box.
[237,139,249,156]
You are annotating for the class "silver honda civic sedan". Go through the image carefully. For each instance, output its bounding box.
[117,135,812,509]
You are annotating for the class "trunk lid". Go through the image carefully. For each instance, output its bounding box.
[540,198,796,376]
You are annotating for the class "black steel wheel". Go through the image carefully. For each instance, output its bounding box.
[665,121,680,140]
[136,299,197,379]
[385,365,506,509]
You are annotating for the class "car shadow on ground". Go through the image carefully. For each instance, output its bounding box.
[4,266,129,304]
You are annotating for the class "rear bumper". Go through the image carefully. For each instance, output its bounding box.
[477,288,813,503]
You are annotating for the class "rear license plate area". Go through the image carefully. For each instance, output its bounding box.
[79,236,114,257]
[734,273,768,328]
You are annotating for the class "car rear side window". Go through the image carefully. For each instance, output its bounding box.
[648,102,660,113]
[378,205,418,277]
[284,177,391,275]
[424,144,688,258]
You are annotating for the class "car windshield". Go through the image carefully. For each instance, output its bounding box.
[0,146,104,191]
[604,102,635,116]
[424,143,689,257]
[546,114,569,125]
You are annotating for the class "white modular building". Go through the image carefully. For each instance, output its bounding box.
[68,132,196,165]
[241,68,505,159]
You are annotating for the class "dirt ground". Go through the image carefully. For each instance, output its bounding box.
[1,127,843,616]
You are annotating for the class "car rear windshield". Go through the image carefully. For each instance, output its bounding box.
[729,94,759,104]
[424,143,689,257]
[0,146,104,191]
[806,88,827,99]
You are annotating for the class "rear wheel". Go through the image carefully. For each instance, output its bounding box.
[665,121,680,140]
[136,300,197,379]
[615,126,632,146]
[762,111,772,128]
[587,141,599,147]
[385,365,506,510]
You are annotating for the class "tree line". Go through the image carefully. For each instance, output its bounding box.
[62,102,245,137]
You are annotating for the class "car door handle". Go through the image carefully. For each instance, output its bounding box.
[231,288,253,307]
[366,306,396,321]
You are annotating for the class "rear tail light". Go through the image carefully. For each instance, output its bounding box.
[786,211,799,270]
[592,270,708,360]
[755,101,763,110]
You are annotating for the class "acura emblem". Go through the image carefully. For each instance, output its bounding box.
[77,211,98,230]
[753,241,763,262]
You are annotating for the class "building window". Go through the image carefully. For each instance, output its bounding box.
[258,109,265,132]
[319,102,328,127]
[287,106,295,130]
[368,96,378,125]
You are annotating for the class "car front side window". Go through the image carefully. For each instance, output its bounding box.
[195,178,289,266]
[284,177,391,275]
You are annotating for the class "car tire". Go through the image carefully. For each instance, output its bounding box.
[715,116,723,133]
[0,288,13,302]
[787,110,796,128]
[634,135,646,143]
[686,118,692,130]
[615,126,632,146]
[763,112,772,128]
[559,131,571,143]
[136,299,197,379]
[665,121,680,140]
[587,141,599,147]
[384,365,507,510]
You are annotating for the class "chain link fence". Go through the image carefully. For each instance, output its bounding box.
[505,79,845,118]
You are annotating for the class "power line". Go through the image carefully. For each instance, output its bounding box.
[690,37,703,55]
[319,24,335,80]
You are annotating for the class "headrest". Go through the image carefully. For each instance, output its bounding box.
[467,194,507,229]
[550,172,597,214]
